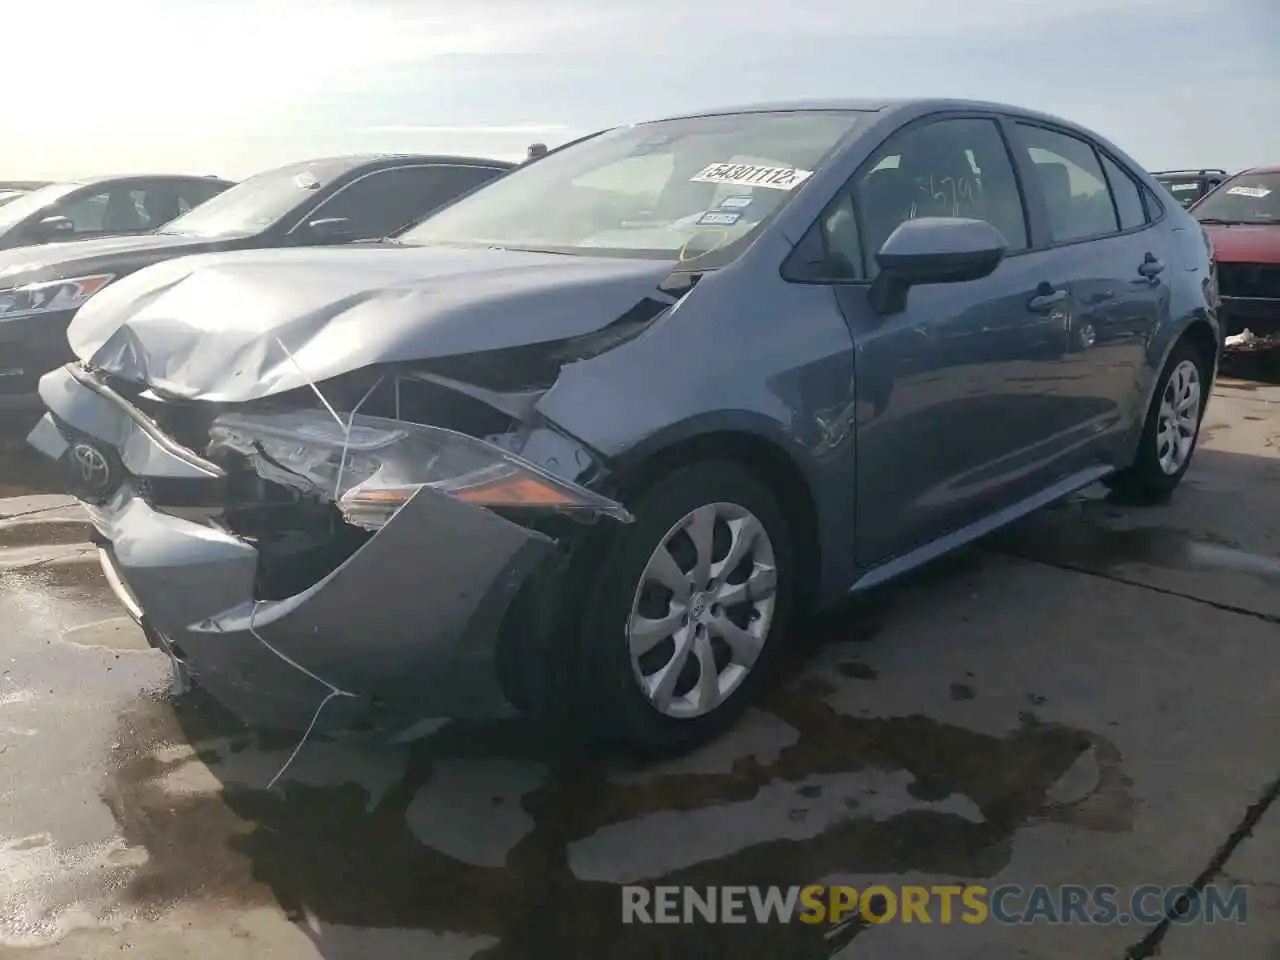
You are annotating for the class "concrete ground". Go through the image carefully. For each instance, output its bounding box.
[0,359,1277,959]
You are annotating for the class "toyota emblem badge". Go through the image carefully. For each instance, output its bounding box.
[68,441,114,496]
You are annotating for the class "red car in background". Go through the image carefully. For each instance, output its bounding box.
[1190,166,1280,340]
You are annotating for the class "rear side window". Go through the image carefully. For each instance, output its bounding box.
[1099,154,1147,230]
[1014,124,1118,242]
[176,179,229,214]
[393,165,508,231]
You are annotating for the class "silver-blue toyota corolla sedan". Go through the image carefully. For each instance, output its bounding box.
[27,99,1219,754]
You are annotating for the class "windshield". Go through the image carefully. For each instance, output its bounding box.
[157,157,368,237]
[1193,172,1280,224]
[398,111,867,262]
[0,182,82,233]
[1157,177,1205,207]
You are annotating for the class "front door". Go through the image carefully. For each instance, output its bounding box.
[823,115,1075,565]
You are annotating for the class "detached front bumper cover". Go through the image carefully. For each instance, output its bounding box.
[28,363,632,732]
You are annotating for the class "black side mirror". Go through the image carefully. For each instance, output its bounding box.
[868,217,1007,315]
[30,215,74,241]
[303,216,355,244]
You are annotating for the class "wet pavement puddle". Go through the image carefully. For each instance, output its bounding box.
[0,566,1136,955]
[0,482,1158,956]
[62,674,1126,959]
[989,491,1280,584]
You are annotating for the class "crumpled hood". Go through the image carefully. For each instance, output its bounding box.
[1203,223,1280,265]
[0,232,208,284]
[68,244,676,402]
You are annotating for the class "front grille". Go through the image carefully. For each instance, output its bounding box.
[1217,262,1280,300]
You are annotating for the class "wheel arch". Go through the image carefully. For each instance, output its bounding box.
[493,414,824,721]
[1179,318,1220,389]
[1140,316,1220,420]
[602,414,824,618]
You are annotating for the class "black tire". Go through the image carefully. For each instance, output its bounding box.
[1103,338,1210,502]
[576,460,794,757]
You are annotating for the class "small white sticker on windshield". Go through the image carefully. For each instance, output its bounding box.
[1226,185,1271,198]
[690,163,813,191]
[697,210,742,226]
[1171,183,1197,191]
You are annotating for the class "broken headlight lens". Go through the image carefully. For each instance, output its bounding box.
[0,274,115,322]
[208,409,629,530]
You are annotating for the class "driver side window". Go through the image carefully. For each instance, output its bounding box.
[51,191,110,234]
[846,117,1029,277]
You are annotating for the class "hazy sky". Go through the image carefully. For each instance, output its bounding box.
[4,0,1277,180]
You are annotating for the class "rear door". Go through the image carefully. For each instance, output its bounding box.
[1008,122,1170,464]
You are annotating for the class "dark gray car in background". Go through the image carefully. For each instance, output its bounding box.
[28,98,1220,755]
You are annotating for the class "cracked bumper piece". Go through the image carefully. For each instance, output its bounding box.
[24,361,610,734]
[81,481,556,732]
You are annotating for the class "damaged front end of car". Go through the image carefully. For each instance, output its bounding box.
[26,348,638,738]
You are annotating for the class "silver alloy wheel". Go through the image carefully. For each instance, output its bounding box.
[1156,359,1202,475]
[1078,322,1096,349]
[626,502,777,719]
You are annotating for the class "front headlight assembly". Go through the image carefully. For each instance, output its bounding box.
[208,409,632,530]
[0,273,115,322]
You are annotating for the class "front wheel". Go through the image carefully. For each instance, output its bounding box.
[1104,339,1210,501]
[577,461,794,757]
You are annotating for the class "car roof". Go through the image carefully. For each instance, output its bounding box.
[63,173,236,186]
[306,153,516,170]
[1240,164,1280,175]
[54,156,514,188]
[650,97,1093,128]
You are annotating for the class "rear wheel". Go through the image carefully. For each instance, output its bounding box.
[577,461,793,756]
[1104,339,1209,501]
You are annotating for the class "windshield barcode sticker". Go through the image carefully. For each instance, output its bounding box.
[690,163,814,191]
[1226,185,1271,198]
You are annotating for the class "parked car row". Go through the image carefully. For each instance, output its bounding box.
[1149,165,1280,339]
[0,154,514,407]
[15,99,1229,755]
[1189,166,1280,340]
